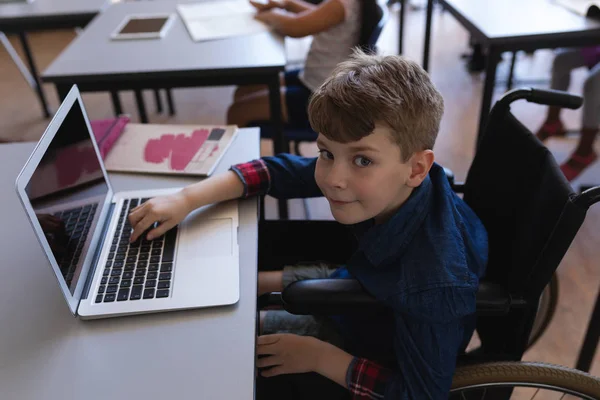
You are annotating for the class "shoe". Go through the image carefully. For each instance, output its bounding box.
[560,151,598,182]
[535,120,566,142]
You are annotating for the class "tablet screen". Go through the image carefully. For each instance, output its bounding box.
[118,17,169,35]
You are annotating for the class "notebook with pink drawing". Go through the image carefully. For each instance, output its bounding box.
[100,123,239,177]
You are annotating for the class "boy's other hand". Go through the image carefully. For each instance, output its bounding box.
[249,0,283,11]
[128,192,192,242]
[256,334,323,377]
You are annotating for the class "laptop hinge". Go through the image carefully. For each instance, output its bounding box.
[81,202,116,300]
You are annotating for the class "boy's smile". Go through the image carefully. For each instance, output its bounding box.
[314,125,433,225]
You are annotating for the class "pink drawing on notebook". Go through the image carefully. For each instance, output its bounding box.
[55,145,100,187]
[144,129,210,171]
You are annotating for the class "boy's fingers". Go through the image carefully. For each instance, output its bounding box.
[256,343,279,356]
[261,366,285,378]
[257,334,281,346]
[256,356,282,368]
[128,207,146,226]
[130,214,156,242]
[146,221,173,241]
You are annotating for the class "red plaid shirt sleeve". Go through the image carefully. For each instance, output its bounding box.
[230,159,271,198]
[346,358,393,400]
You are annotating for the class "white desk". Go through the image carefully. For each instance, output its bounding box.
[0,128,259,400]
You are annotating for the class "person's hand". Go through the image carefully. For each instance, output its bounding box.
[128,192,192,242]
[256,334,324,377]
[249,0,284,12]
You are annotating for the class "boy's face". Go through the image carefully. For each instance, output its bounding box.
[315,125,434,225]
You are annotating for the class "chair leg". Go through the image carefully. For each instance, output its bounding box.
[166,89,175,115]
[134,89,149,123]
[153,89,163,113]
[506,51,517,90]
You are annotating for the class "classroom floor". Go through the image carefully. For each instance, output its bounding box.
[1,2,598,379]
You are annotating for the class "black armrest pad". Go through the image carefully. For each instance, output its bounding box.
[281,279,512,317]
[282,279,383,315]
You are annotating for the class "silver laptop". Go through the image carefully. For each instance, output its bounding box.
[15,85,240,319]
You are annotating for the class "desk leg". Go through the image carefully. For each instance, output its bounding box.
[576,288,600,372]
[110,91,123,116]
[267,74,289,220]
[422,0,434,71]
[398,0,405,55]
[477,47,500,151]
[18,32,51,118]
[134,89,149,123]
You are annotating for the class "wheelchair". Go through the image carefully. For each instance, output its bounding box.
[256,88,600,399]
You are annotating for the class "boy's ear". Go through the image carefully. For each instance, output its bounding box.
[406,150,434,188]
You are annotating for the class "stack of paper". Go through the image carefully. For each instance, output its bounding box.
[177,0,270,42]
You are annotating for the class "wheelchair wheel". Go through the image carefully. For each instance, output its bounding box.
[527,272,559,349]
[452,362,600,399]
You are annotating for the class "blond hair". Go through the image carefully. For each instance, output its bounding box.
[308,49,444,161]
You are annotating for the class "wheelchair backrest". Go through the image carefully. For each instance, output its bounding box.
[462,111,587,300]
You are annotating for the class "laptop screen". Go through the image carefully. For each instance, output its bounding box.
[25,100,109,294]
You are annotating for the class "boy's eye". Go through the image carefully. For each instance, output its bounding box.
[354,156,372,167]
[318,150,334,160]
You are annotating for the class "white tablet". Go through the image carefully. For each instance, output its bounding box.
[110,14,176,40]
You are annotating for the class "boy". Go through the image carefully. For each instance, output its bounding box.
[129,50,488,399]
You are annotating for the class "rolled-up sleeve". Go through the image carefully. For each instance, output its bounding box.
[347,357,392,399]
[231,154,322,199]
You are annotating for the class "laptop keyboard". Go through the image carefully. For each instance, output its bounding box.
[95,198,178,304]
[54,204,98,287]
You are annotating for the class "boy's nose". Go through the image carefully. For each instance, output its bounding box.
[325,163,348,189]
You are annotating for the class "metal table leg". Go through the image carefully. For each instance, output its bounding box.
[14,31,51,118]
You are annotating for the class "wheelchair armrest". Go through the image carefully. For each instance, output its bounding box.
[282,279,384,315]
[279,279,513,317]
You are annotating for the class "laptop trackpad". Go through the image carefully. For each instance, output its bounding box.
[178,218,233,258]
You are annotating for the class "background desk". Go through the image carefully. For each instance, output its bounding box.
[421,0,600,149]
[42,1,289,218]
[0,0,109,117]
[0,128,259,400]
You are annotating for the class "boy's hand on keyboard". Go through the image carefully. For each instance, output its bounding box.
[128,192,192,243]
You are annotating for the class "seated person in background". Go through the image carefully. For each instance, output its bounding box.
[226,0,361,130]
[130,50,488,399]
[536,46,600,181]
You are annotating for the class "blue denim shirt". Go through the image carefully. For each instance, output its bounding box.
[238,154,488,399]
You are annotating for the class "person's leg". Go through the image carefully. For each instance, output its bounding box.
[233,75,285,102]
[560,62,600,181]
[259,264,340,332]
[258,270,284,297]
[234,85,267,102]
[258,263,339,297]
[226,88,289,127]
[537,48,587,141]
